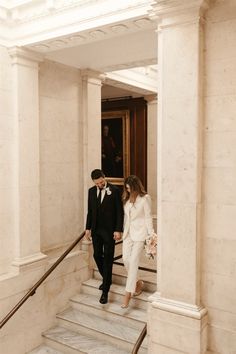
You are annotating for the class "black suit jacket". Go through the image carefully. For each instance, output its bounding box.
[86,183,123,236]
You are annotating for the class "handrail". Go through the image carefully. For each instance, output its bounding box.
[0,231,85,329]
[132,323,147,354]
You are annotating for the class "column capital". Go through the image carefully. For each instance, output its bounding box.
[149,0,210,27]
[8,46,43,68]
[81,69,106,86]
[145,94,157,104]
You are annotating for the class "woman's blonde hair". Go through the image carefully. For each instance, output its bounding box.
[122,175,146,204]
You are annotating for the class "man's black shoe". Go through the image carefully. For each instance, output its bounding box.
[99,292,108,304]
[99,283,103,290]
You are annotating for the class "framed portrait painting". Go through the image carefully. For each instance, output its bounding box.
[101,110,130,185]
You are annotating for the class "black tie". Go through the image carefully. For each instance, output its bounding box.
[97,188,102,204]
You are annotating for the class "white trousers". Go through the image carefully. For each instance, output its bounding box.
[122,234,144,293]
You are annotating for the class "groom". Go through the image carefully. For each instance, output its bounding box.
[85,169,123,304]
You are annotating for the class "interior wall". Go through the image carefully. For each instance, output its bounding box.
[0,46,15,274]
[203,2,236,353]
[39,60,83,251]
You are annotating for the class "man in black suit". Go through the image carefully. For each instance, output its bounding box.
[85,169,123,304]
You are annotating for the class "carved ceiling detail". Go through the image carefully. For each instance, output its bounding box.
[0,0,157,47]
[27,17,156,53]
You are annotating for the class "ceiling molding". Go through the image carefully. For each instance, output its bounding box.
[0,0,156,47]
[27,17,156,54]
[105,68,157,94]
[101,58,157,73]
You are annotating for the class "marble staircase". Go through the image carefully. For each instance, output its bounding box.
[29,265,156,354]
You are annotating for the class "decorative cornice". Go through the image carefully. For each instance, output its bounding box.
[26,18,156,54]
[0,0,156,48]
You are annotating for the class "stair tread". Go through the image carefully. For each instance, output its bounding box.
[43,326,130,354]
[70,292,147,322]
[83,278,152,300]
[57,307,147,346]
[28,345,64,354]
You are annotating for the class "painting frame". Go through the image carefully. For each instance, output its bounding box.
[101,110,130,185]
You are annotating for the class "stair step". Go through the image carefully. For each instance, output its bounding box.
[94,265,157,293]
[81,278,151,310]
[56,307,147,351]
[70,292,146,329]
[43,326,130,354]
[28,345,64,354]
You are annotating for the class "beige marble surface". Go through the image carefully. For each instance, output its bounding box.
[39,61,83,252]
[0,46,15,274]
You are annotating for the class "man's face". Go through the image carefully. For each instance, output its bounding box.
[93,177,106,189]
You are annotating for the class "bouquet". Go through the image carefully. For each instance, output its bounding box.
[144,232,157,259]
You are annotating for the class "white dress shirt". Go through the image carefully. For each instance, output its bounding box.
[96,182,107,203]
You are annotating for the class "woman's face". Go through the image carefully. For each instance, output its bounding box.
[126,184,131,193]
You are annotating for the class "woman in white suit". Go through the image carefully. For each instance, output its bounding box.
[121,175,154,308]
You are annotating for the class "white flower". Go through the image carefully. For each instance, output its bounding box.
[106,187,112,195]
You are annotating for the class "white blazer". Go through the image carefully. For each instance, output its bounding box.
[123,194,154,241]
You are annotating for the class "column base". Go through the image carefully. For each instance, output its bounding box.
[148,292,208,354]
[81,239,92,252]
[81,239,94,270]
[11,252,47,271]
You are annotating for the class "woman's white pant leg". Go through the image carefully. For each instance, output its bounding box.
[123,235,144,293]
[122,235,132,272]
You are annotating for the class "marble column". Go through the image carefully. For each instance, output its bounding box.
[146,94,157,228]
[81,69,104,220]
[148,1,208,353]
[8,47,46,269]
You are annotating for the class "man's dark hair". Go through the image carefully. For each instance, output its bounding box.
[91,169,105,180]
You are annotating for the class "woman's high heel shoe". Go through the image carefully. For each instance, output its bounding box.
[133,280,144,296]
[121,292,131,308]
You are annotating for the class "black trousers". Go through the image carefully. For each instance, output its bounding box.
[92,229,115,293]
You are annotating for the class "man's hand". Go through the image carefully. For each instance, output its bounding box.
[85,229,92,241]
[113,231,122,241]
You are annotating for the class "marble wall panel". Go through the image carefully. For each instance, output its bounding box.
[160,201,198,304]
[203,3,236,351]
[148,307,207,354]
[0,46,15,274]
[0,251,89,354]
[39,60,83,251]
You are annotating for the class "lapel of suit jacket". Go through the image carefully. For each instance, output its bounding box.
[92,186,98,205]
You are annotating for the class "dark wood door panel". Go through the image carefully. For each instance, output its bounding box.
[102,97,147,188]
